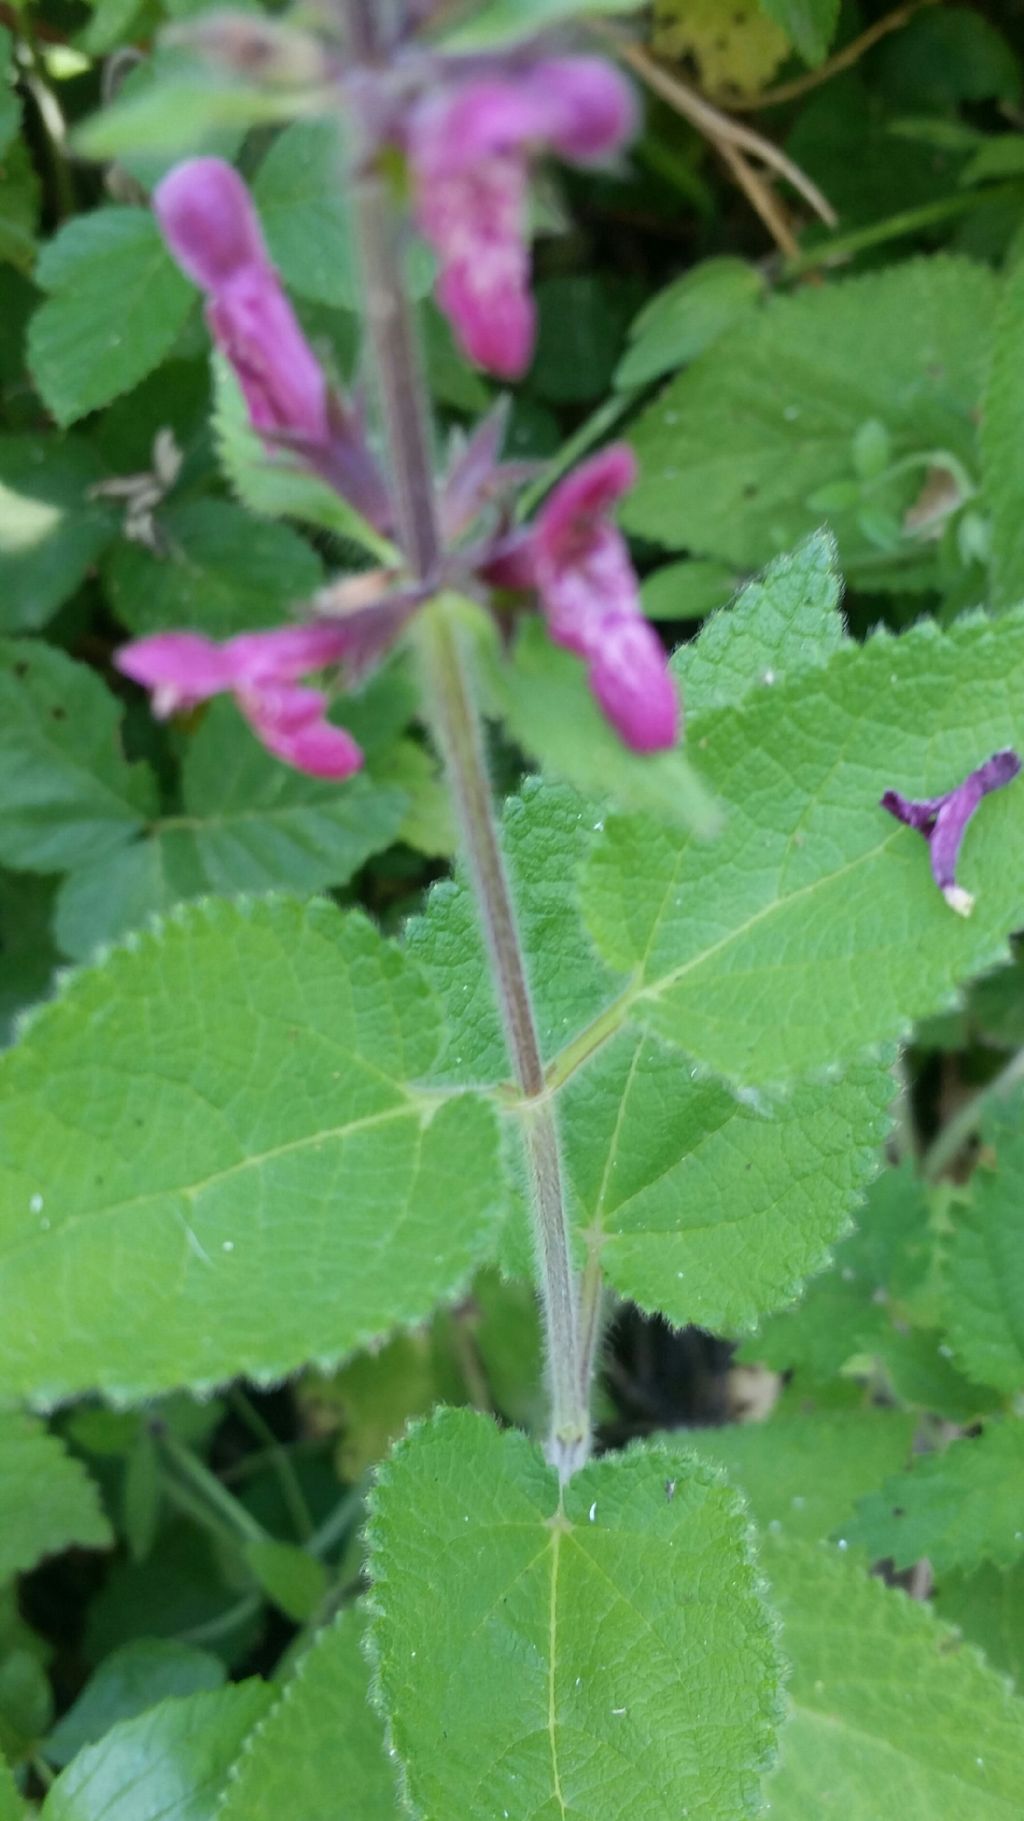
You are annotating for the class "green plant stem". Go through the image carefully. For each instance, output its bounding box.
[782,186,1019,278]
[923,1046,1024,1181]
[157,1429,267,1545]
[228,1387,315,1540]
[307,1478,368,1559]
[576,1243,609,1410]
[343,0,589,1478]
[18,21,75,221]
[177,1594,263,1648]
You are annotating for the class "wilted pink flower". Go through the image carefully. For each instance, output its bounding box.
[116,625,363,780]
[407,57,636,378]
[484,444,678,752]
[881,749,1021,915]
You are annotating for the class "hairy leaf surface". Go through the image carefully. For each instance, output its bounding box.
[0,899,502,1402]
[368,1408,782,1821]
[763,1536,1024,1816]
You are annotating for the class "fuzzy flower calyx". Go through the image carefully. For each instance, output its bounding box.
[881,748,1021,915]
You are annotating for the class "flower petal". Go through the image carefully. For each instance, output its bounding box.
[208,272,329,446]
[534,446,641,648]
[154,158,266,291]
[530,57,638,165]
[224,623,359,688]
[115,632,233,716]
[238,682,364,779]
[586,613,679,754]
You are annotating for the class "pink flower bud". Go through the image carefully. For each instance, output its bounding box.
[154,158,329,447]
[154,157,265,289]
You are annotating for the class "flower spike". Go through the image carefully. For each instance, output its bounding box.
[881,748,1021,915]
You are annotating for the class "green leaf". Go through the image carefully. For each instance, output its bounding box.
[242,1540,326,1623]
[103,499,323,638]
[559,1030,893,1330]
[763,1534,1024,1816]
[40,1683,273,1821]
[583,602,1024,1086]
[437,0,644,50]
[368,1409,782,1820]
[0,1757,23,1821]
[28,209,195,425]
[218,1609,398,1819]
[0,1586,52,1765]
[625,258,995,577]
[0,898,503,1402]
[75,60,292,171]
[933,1561,1024,1686]
[52,701,410,958]
[875,1326,1001,1422]
[0,871,58,1045]
[0,639,156,874]
[681,1408,914,1546]
[44,1641,225,1770]
[981,254,1024,611]
[251,124,430,313]
[0,1411,112,1579]
[531,276,627,405]
[844,1422,1024,1573]
[212,359,394,556]
[252,120,356,310]
[943,1096,1024,1393]
[489,613,720,837]
[0,138,41,275]
[0,436,116,632]
[758,0,839,66]
[374,738,455,857]
[963,133,1024,185]
[641,558,739,623]
[78,0,151,56]
[674,529,846,712]
[0,27,19,160]
[616,257,765,390]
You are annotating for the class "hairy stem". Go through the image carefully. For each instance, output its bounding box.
[342,0,590,1476]
[923,1045,1024,1182]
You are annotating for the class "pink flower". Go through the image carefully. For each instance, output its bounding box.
[116,625,363,780]
[155,159,330,448]
[485,445,679,753]
[407,57,636,378]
